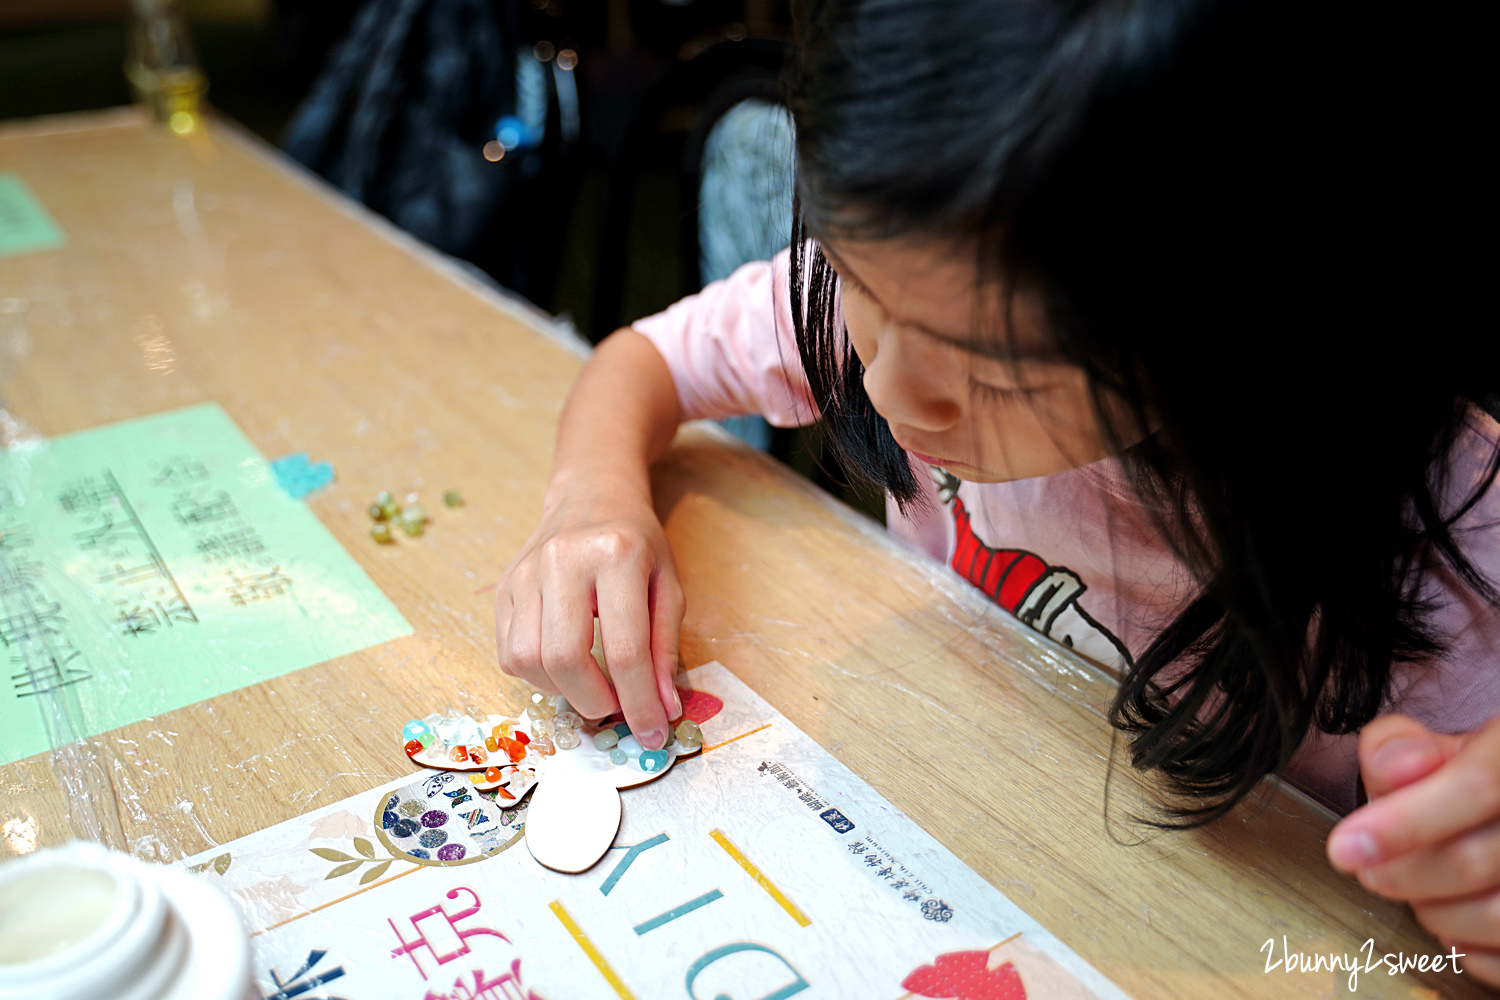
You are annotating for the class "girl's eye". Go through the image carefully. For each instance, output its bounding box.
[968,377,1042,401]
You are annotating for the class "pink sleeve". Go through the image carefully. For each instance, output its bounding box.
[632,249,818,428]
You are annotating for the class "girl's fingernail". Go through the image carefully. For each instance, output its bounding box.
[1371,736,1439,780]
[638,728,664,751]
[1330,830,1380,870]
[671,687,683,718]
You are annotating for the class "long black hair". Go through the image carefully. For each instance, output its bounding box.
[786,0,1500,824]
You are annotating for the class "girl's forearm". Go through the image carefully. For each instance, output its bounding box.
[543,328,683,512]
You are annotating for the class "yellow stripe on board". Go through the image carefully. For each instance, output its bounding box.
[548,900,639,1000]
[709,829,811,927]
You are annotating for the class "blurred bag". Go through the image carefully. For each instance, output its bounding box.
[282,0,526,258]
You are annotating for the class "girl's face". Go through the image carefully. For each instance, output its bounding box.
[825,238,1132,483]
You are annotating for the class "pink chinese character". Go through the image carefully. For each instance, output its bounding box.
[435,959,541,1000]
[389,887,510,980]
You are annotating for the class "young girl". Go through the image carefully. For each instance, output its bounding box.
[496,0,1500,979]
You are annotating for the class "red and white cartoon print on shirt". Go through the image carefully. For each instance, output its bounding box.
[933,468,1133,674]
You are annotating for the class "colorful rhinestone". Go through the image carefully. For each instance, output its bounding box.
[609,747,627,765]
[402,720,430,741]
[417,732,435,749]
[592,730,619,751]
[403,739,423,758]
[638,750,668,773]
[554,727,581,750]
[674,719,703,750]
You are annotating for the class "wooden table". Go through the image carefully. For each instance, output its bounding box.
[0,109,1478,999]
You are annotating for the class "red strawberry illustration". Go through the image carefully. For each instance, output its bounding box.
[902,951,1027,1000]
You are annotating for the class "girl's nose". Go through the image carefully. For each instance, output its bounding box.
[862,334,962,433]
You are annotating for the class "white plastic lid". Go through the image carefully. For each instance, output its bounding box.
[0,842,250,1000]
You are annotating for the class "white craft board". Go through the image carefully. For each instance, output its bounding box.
[186,662,1131,1000]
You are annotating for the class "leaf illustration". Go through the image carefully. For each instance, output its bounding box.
[212,853,231,876]
[310,848,354,863]
[359,859,393,884]
[353,837,376,859]
[325,861,363,880]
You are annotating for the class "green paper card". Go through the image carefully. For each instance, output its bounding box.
[0,404,413,766]
[0,172,66,257]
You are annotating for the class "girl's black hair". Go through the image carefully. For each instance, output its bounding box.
[787,0,1499,824]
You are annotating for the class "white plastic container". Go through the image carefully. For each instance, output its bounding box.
[0,841,251,1000]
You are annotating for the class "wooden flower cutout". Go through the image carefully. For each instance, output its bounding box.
[399,688,723,872]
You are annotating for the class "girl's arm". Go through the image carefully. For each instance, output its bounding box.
[495,328,685,752]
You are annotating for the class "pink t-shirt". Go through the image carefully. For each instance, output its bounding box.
[634,250,1500,814]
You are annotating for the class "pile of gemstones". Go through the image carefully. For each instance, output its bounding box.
[368,488,463,544]
[400,691,707,780]
[590,717,703,772]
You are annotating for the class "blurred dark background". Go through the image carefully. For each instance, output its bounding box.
[0,0,885,520]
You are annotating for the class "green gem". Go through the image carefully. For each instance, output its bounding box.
[368,503,386,521]
[400,518,424,537]
[370,522,394,544]
[380,500,400,520]
[444,490,463,507]
[402,503,426,524]
[376,490,394,505]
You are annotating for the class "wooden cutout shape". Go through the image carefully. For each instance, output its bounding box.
[405,691,722,872]
[524,767,624,873]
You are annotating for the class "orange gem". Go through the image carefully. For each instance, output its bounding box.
[468,745,488,765]
[484,766,502,783]
[496,736,526,763]
[514,730,530,745]
[485,736,498,753]
[404,739,423,757]
[496,786,515,800]
[449,745,469,763]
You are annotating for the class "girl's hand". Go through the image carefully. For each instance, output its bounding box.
[495,483,685,751]
[1327,713,1500,985]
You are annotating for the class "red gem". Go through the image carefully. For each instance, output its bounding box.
[496,737,526,763]
[404,739,423,758]
[514,730,531,745]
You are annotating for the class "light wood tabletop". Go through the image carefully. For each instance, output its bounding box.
[0,108,1482,999]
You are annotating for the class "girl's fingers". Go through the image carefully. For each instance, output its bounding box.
[1412,894,1500,950]
[538,557,615,718]
[1361,821,1500,902]
[1329,717,1500,872]
[1450,948,1500,988]
[1358,714,1459,800]
[596,557,669,751]
[502,586,546,688]
[649,570,686,721]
